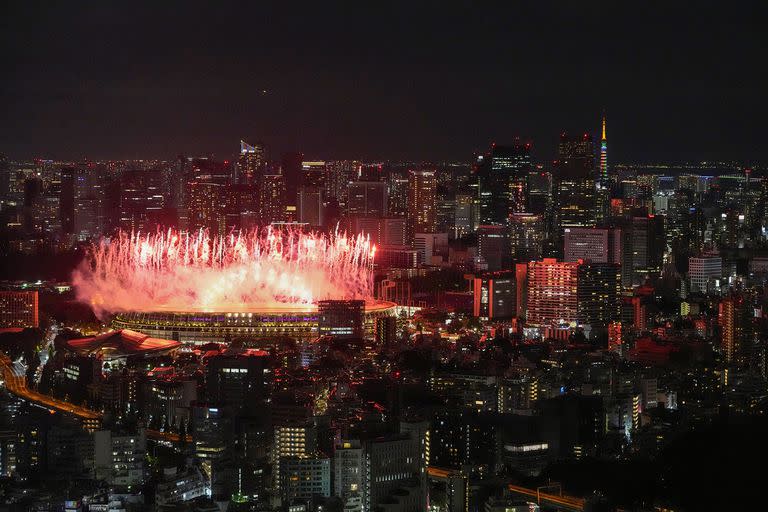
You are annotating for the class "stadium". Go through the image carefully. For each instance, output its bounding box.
[110,300,397,344]
[74,229,397,344]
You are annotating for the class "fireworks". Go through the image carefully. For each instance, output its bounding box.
[73,228,376,316]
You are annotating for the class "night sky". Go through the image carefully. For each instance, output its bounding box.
[2,2,766,163]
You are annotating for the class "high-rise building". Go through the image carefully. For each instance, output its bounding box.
[476,225,509,271]
[0,290,38,328]
[206,350,271,408]
[454,194,476,238]
[407,169,437,235]
[192,404,235,498]
[259,171,286,224]
[563,227,623,265]
[72,167,105,241]
[477,143,531,225]
[554,133,597,234]
[59,167,75,234]
[509,213,544,261]
[120,169,165,233]
[366,432,427,512]
[297,186,323,227]
[187,181,224,234]
[473,271,516,319]
[526,258,620,328]
[526,259,579,327]
[93,428,146,490]
[577,262,621,327]
[388,171,409,217]
[281,152,303,217]
[0,155,9,206]
[278,455,331,504]
[719,294,750,363]
[347,181,388,217]
[238,140,265,185]
[414,232,449,265]
[325,160,360,206]
[317,300,365,339]
[689,256,722,294]
[334,439,364,510]
[302,161,326,189]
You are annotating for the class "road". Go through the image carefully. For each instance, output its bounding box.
[507,483,585,511]
[0,352,100,421]
[0,351,190,442]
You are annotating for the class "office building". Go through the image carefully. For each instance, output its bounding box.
[347,181,388,217]
[526,259,579,327]
[206,350,271,408]
[0,290,38,328]
[473,271,516,319]
[689,256,723,294]
[155,466,208,506]
[477,143,531,224]
[325,160,360,206]
[120,169,165,233]
[366,432,426,512]
[577,262,621,327]
[298,186,323,227]
[317,300,365,339]
[93,429,146,490]
[259,171,286,224]
[302,161,326,190]
[476,225,510,271]
[414,232,449,265]
[278,455,331,504]
[334,439,364,511]
[454,194,476,238]
[238,140,265,185]
[407,169,437,235]
[187,181,224,234]
[719,294,750,364]
[563,227,622,264]
[509,212,544,261]
[554,133,596,232]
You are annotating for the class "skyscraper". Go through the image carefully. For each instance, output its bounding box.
[407,169,437,235]
[526,259,580,327]
[187,181,224,234]
[298,186,323,227]
[477,143,531,225]
[577,262,621,327]
[347,181,388,217]
[325,160,360,206]
[120,169,165,234]
[238,140,265,185]
[554,133,597,235]
[719,294,750,364]
[259,171,286,225]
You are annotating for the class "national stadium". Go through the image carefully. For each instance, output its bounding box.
[110,301,397,344]
[73,229,396,344]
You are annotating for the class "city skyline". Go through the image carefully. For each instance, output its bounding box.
[1,4,767,512]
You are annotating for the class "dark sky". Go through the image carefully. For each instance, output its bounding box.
[2,2,766,163]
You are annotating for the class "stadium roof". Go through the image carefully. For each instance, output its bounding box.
[66,329,181,357]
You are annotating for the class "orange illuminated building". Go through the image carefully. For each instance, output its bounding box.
[526,259,579,327]
[719,295,747,363]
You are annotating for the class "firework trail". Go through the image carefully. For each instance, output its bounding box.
[73,227,376,316]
